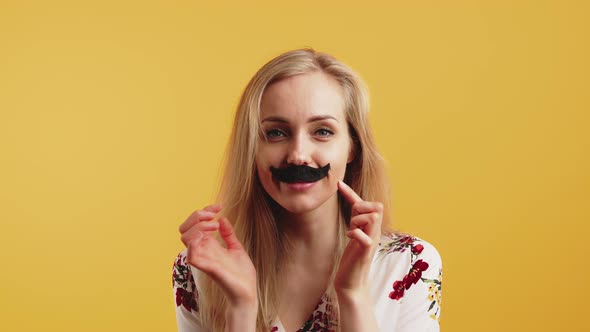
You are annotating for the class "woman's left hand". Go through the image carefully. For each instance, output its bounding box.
[334,180,383,297]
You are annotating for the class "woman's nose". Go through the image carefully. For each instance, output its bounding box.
[286,134,311,165]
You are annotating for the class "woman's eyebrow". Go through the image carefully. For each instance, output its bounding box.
[308,115,339,123]
[261,116,289,123]
[261,115,339,123]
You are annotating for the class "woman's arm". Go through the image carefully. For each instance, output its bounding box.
[334,181,384,331]
[172,248,258,332]
[178,204,258,332]
[172,250,203,332]
[336,288,380,332]
[224,305,258,332]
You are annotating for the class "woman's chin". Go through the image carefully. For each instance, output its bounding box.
[276,199,320,215]
[273,191,338,216]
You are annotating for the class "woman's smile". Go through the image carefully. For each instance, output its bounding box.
[284,181,317,191]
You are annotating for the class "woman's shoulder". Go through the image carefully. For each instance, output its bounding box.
[371,232,444,325]
[172,249,200,313]
[372,231,443,282]
[377,232,442,264]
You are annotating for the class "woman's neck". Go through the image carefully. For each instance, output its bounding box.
[278,194,341,266]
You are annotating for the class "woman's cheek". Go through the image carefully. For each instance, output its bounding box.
[332,164,347,183]
[321,149,349,179]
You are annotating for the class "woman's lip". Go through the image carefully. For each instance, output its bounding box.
[284,181,317,191]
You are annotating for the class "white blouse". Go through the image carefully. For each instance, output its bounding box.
[172,232,443,332]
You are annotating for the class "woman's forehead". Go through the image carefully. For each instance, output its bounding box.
[260,72,346,122]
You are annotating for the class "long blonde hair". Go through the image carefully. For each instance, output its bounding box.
[197,48,393,331]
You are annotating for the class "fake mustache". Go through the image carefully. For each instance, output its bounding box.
[270,164,331,183]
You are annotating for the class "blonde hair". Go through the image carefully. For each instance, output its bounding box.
[197,48,393,331]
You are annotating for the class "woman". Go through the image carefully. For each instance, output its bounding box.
[172,48,443,332]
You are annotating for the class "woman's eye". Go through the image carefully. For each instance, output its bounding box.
[265,129,286,139]
[315,128,334,137]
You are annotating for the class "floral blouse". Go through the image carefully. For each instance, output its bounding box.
[172,232,443,331]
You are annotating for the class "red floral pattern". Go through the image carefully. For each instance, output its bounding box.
[296,294,338,332]
[412,244,424,255]
[172,252,199,313]
[379,233,416,255]
[381,233,442,322]
[269,294,337,332]
[388,259,429,300]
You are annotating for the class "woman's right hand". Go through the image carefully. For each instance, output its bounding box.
[179,204,258,311]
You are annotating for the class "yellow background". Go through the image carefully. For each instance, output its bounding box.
[1,0,588,331]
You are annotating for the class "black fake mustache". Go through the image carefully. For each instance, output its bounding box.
[270,164,331,183]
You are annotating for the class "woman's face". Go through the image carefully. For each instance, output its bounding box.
[256,71,354,215]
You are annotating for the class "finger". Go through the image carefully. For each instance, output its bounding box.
[346,228,373,247]
[203,203,223,213]
[349,214,381,246]
[364,212,382,240]
[349,213,376,231]
[180,221,220,246]
[179,209,218,233]
[351,201,384,215]
[186,235,245,301]
[350,210,381,226]
[187,233,221,272]
[218,217,244,251]
[338,180,363,205]
[186,231,205,266]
